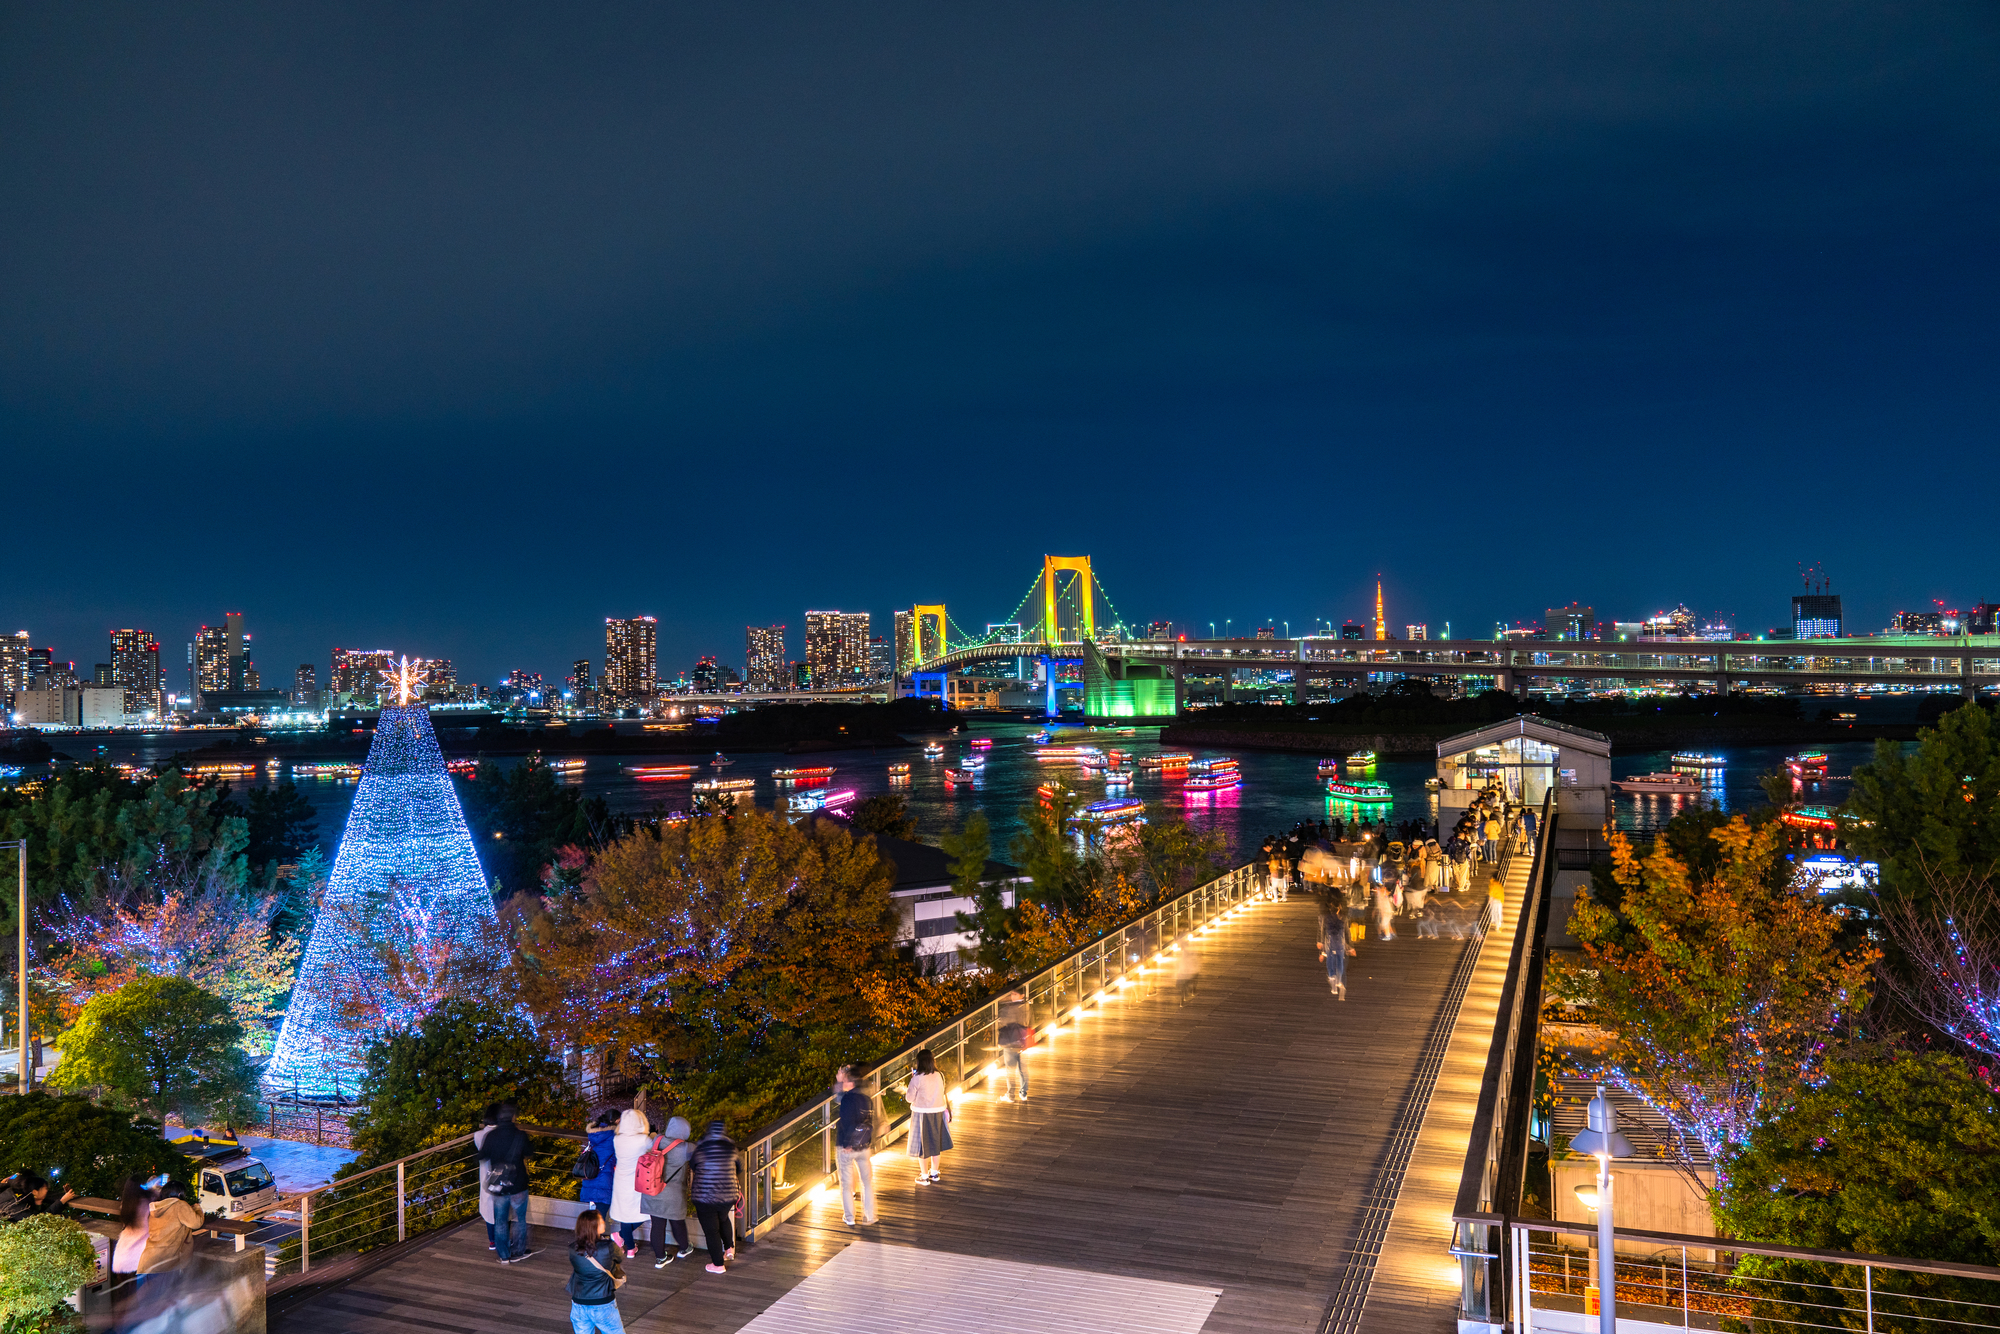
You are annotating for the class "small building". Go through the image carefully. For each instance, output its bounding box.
[862,831,1027,967]
[1434,715,1611,822]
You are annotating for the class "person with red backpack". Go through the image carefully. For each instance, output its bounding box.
[638,1115,694,1267]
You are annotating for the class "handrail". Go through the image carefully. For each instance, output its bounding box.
[736,859,1265,1238]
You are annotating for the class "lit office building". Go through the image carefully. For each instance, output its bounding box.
[0,630,33,695]
[894,609,913,672]
[1793,594,1843,640]
[1544,604,1596,640]
[109,629,163,716]
[746,624,786,690]
[1405,625,1428,641]
[604,616,658,704]
[867,636,893,681]
[805,610,870,685]
[295,664,318,705]
[331,647,396,706]
[194,625,229,697]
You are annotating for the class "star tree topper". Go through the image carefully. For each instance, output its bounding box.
[381,655,427,707]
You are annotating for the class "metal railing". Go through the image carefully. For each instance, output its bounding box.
[1506,1218,2000,1334]
[1451,793,1559,1326]
[738,861,1266,1238]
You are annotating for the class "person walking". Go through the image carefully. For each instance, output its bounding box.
[1372,855,1398,942]
[608,1109,653,1257]
[579,1112,617,1218]
[905,1049,953,1184]
[1316,889,1349,999]
[689,1121,738,1274]
[479,1101,535,1264]
[996,989,1030,1103]
[1483,810,1502,863]
[642,1115,695,1267]
[565,1209,628,1334]
[833,1065,877,1227]
[1174,940,1201,1003]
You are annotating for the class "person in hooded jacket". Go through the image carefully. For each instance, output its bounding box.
[642,1115,695,1267]
[689,1121,738,1274]
[580,1112,617,1215]
[608,1108,653,1256]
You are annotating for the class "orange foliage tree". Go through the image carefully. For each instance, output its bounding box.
[1559,815,1877,1185]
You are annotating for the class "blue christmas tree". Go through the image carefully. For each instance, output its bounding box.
[265,663,500,1099]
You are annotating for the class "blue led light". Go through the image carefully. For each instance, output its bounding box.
[263,704,501,1100]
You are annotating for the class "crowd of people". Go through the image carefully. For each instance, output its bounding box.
[3,1163,216,1331]
[1255,788,1527,1000]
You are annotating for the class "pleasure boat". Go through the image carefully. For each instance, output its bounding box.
[711,752,735,768]
[771,765,835,782]
[944,766,978,784]
[887,761,912,776]
[1139,752,1192,770]
[1075,797,1146,828]
[1786,751,1829,779]
[1317,759,1343,777]
[625,764,698,780]
[693,776,756,795]
[1325,779,1393,804]
[1614,771,1703,795]
[923,742,945,760]
[969,738,993,750]
[1347,750,1378,769]
[788,787,857,813]
[1670,753,1726,769]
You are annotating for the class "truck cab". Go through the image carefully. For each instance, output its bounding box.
[170,1128,280,1219]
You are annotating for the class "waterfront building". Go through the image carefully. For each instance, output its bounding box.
[867,635,893,682]
[1793,593,1843,640]
[1405,624,1428,640]
[1341,623,1364,641]
[805,610,870,684]
[1544,603,1595,640]
[331,647,396,707]
[420,658,456,700]
[109,628,162,717]
[746,624,786,690]
[0,631,31,697]
[294,663,318,706]
[193,624,229,698]
[893,608,913,672]
[603,615,658,705]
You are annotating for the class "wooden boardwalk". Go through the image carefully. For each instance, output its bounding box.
[276,882,1508,1334]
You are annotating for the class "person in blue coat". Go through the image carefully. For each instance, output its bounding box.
[580,1111,618,1213]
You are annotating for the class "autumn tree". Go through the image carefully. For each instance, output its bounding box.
[48,976,260,1126]
[1559,814,1877,1184]
[851,792,919,841]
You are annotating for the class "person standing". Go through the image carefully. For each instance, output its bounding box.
[905,1049,953,1184]
[135,1178,205,1279]
[1483,810,1502,863]
[579,1112,617,1219]
[1174,940,1201,1003]
[474,1104,499,1251]
[642,1116,695,1267]
[996,989,1030,1103]
[480,1101,535,1264]
[1316,889,1349,999]
[565,1209,627,1334]
[608,1109,653,1257]
[833,1065,877,1227]
[689,1121,738,1275]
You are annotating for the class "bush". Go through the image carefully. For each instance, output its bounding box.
[0,1215,98,1327]
[0,1092,189,1200]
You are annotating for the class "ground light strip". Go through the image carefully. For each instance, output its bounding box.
[1317,891,1494,1334]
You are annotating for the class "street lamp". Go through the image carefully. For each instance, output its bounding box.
[1208,622,1216,639]
[2,840,25,1094]
[1569,1084,1634,1334]
[1283,621,1290,639]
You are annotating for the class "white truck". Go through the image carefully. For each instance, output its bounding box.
[170,1129,281,1219]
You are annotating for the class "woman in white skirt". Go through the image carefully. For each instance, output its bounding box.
[905,1049,953,1184]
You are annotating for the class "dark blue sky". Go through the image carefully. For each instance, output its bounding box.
[3,2,1996,685]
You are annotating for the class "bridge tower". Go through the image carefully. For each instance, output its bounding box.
[1042,556,1095,645]
[910,604,947,666]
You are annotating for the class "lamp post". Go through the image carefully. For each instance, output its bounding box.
[3,840,25,1094]
[1569,1084,1634,1334]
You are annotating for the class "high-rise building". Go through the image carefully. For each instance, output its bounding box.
[867,636,893,681]
[1341,623,1364,641]
[805,610,870,685]
[225,612,248,691]
[894,609,913,673]
[92,663,114,686]
[109,626,164,714]
[1405,624,1428,640]
[194,624,230,698]
[794,661,813,689]
[331,648,396,706]
[1970,603,2000,635]
[571,657,594,692]
[1146,621,1174,640]
[603,616,658,705]
[295,664,318,705]
[1792,594,1843,640]
[420,659,456,700]
[692,656,722,692]
[1545,604,1595,640]
[746,624,786,691]
[0,631,31,695]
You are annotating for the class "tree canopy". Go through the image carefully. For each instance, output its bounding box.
[462,757,611,897]
[47,976,260,1126]
[1847,700,2000,919]
[0,1091,189,1199]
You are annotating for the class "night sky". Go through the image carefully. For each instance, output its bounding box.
[4,3,1996,685]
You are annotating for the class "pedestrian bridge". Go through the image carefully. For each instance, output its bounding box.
[271,835,1546,1334]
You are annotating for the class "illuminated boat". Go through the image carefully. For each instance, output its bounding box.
[542,758,586,773]
[1780,804,1841,833]
[1037,779,1074,805]
[1188,757,1239,777]
[1184,769,1242,792]
[297,761,365,778]
[0,765,23,779]
[693,776,756,794]
[887,762,912,776]
[1325,779,1392,804]
[789,787,857,813]
[1347,750,1378,769]
[187,763,259,777]
[1317,759,1343,777]
[1031,731,1051,744]
[772,765,835,781]
[1614,772,1702,795]
[961,753,986,770]
[711,752,735,767]
[1075,797,1146,827]
[1786,751,1829,779]
[1036,746,1087,760]
[944,766,978,783]
[1670,753,1726,769]
[1104,764,1133,783]
[1138,752,1192,770]
[627,764,698,781]
[923,742,945,759]
[1077,748,1107,770]
[969,738,993,750]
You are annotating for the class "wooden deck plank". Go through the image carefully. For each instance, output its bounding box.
[276,881,1508,1334]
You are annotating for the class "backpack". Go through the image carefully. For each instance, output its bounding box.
[570,1145,602,1181]
[636,1137,684,1195]
[838,1095,873,1152]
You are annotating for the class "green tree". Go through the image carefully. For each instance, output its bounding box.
[1848,701,2000,921]
[0,1215,99,1328]
[463,758,610,897]
[47,977,259,1126]
[947,814,1014,973]
[1717,1051,2000,1320]
[0,1091,190,1199]
[344,998,581,1168]
[244,779,320,875]
[851,792,918,841]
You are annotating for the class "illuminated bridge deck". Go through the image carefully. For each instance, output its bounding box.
[274,861,1534,1334]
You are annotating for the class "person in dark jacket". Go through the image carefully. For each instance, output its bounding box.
[566,1209,626,1333]
[579,1111,618,1213]
[688,1121,738,1274]
[478,1102,535,1264]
